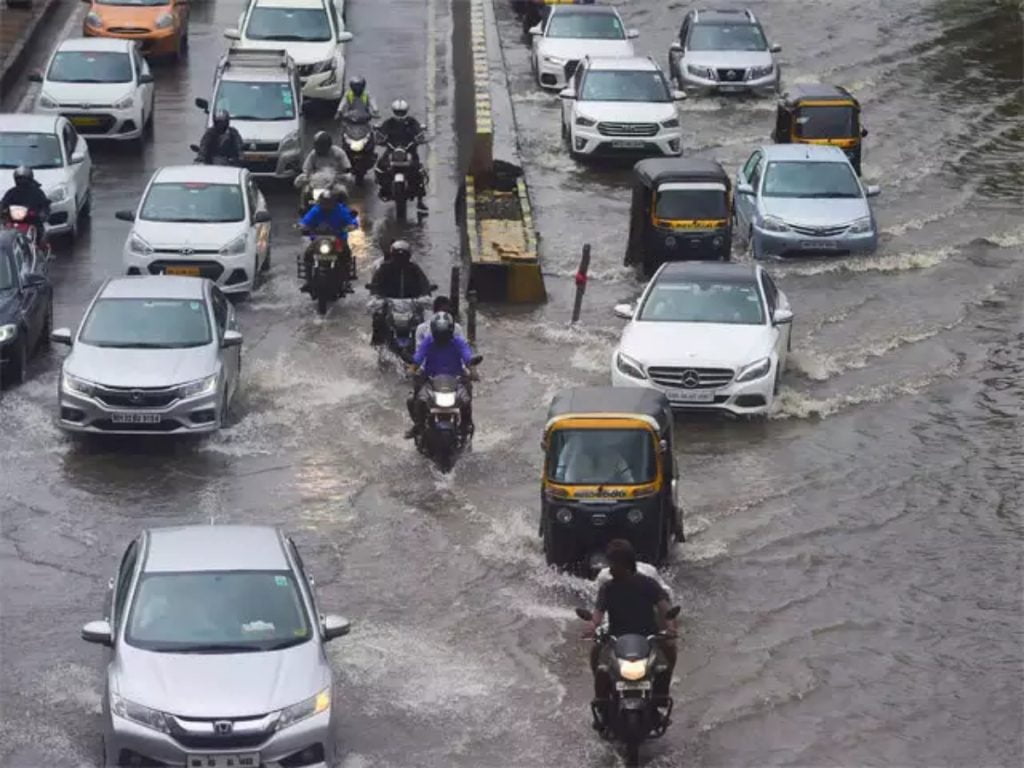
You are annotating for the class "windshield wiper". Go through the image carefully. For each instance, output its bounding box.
[165,643,262,654]
[92,342,181,349]
[263,638,308,651]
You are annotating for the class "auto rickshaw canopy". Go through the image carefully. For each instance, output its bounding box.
[546,387,673,435]
[632,157,731,192]
[778,83,860,109]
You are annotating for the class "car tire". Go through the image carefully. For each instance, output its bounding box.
[2,334,27,388]
[218,388,232,429]
[79,190,92,219]
[773,366,781,397]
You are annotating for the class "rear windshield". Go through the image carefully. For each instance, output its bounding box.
[246,7,333,42]
[795,106,857,138]
[47,51,132,84]
[655,188,728,220]
[80,298,212,348]
[141,182,245,223]
[547,12,625,40]
[548,429,656,485]
[215,81,295,121]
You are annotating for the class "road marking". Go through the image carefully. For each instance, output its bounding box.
[425,0,437,207]
[17,3,89,112]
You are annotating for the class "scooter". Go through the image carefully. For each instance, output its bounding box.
[414,355,482,473]
[341,115,377,185]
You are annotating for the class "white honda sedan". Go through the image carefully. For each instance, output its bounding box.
[610,262,793,416]
[118,165,272,296]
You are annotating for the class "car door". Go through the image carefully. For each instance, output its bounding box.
[10,236,45,349]
[133,45,154,119]
[760,269,789,368]
[735,151,763,235]
[210,286,240,397]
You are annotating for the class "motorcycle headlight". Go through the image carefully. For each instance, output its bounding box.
[111,693,171,733]
[277,688,330,731]
[179,374,217,399]
[543,55,566,65]
[619,659,648,681]
[615,351,646,380]
[38,93,58,109]
[761,215,790,233]
[348,136,368,152]
[219,234,248,256]
[0,324,17,343]
[686,64,713,79]
[154,13,175,29]
[318,241,332,255]
[113,94,134,110]
[575,115,596,127]
[434,391,457,408]
[736,357,771,383]
[62,373,96,396]
[279,131,300,152]
[128,232,153,256]
[660,118,680,128]
[748,64,773,79]
[85,12,103,29]
[47,184,69,203]
[848,216,873,234]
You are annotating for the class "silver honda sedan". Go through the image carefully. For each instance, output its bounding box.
[52,276,241,435]
[81,525,352,768]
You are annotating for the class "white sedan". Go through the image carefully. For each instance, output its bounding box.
[610,261,792,416]
[32,37,155,145]
[117,165,272,297]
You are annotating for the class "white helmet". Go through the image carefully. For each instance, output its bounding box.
[391,98,409,118]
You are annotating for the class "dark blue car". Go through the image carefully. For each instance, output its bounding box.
[0,229,53,387]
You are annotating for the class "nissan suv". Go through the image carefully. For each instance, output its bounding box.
[669,8,780,96]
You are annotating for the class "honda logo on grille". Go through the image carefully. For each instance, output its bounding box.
[681,370,700,388]
[214,720,233,735]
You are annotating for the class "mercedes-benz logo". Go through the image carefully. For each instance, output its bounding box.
[680,370,700,388]
[214,720,233,735]
[129,390,144,403]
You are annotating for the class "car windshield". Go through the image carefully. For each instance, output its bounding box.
[215,81,295,121]
[795,106,857,138]
[47,51,132,84]
[79,298,212,348]
[580,70,669,102]
[655,187,729,219]
[140,182,245,223]
[688,23,766,51]
[246,7,332,42]
[125,570,312,653]
[0,254,14,291]
[639,279,764,324]
[0,133,63,169]
[548,429,656,485]
[763,161,862,198]
[547,12,624,40]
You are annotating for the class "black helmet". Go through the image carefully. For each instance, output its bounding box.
[391,98,409,118]
[389,239,411,263]
[349,76,366,97]
[213,109,230,131]
[13,165,34,185]
[313,131,332,155]
[430,311,454,345]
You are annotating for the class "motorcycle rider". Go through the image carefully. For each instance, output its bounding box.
[298,188,359,292]
[1,166,51,243]
[197,109,244,166]
[406,311,475,439]
[367,240,432,345]
[376,98,428,213]
[583,539,677,729]
[414,295,464,347]
[295,131,351,207]
[336,76,379,122]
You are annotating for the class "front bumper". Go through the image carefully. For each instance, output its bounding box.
[301,68,344,101]
[83,24,180,57]
[535,56,573,90]
[242,148,303,179]
[42,105,144,140]
[753,223,878,258]
[57,383,223,436]
[123,246,259,295]
[611,360,775,416]
[570,125,682,158]
[43,196,77,236]
[677,67,777,96]
[105,708,334,768]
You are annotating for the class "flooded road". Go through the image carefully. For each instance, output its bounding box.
[1,0,1022,766]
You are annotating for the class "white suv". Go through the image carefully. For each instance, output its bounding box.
[560,56,685,160]
[226,0,352,103]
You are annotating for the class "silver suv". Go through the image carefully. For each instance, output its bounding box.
[669,8,780,96]
[195,49,305,179]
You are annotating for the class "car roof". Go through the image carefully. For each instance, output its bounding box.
[547,386,671,429]
[759,143,848,162]
[634,157,730,186]
[152,164,243,184]
[254,0,324,8]
[693,8,756,24]
[656,261,759,283]
[143,525,289,573]
[221,68,291,83]
[0,113,61,134]
[586,55,658,71]
[99,275,210,300]
[56,37,135,53]
[781,83,855,102]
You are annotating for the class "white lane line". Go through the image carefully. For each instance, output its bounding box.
[425,0,437,206]
[17,3,89,112]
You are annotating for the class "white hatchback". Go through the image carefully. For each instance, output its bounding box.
[117,165,272,296]
[610,261,793,416]
[32,37,155,144]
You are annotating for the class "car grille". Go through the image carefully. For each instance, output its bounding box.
[244,158,280,174]
[647,366,734,388]
[147,260,225,280]
[244,141,280,153]
[92,418,181,432]
[172,731,269,750]
[789,223,849,237]
[716,68,747,82]
[94,385,180,408]
[107,27,152,35]
[597,122,659,137]
[65,114,116,134]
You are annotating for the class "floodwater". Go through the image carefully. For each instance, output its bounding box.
[0,0,1021,766]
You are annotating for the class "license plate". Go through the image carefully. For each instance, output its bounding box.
[611,140,645,149]
[71,116,100,126]
[667,389,715,403]
[719,85,744,93]
[165,266,201,276]
[245,152,274,161]
[186,755,259,768]
[110,412,162,424]
[616,681,652,691]
[800,240,838,249]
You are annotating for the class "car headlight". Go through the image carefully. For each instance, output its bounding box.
[660,118,679,128]
[220,234,248,256]
[686,64,714,79]
[154,13,175,29]
[848,216,873,233]
[619,659,648,681]
[85,12,103,29]
[543,55,566,65]
[277,688,330,731]
[575,115,596,127]
[314,58,336,74]
[615,351,646,380]
[128,232,153,255]
[279,131,300,152]
[62,373,96,397]
[179,374,217,399]
[38,93,58,109]
[748,64,773,79]
[554,507,573,525]
[47,184,69,203]
[434,390,457,408]
[761,215,790,233]
[111,693,171,733]
[0,324,17,343]
[736,357,771,383]
[113,94,134,110]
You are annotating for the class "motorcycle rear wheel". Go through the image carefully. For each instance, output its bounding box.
[395,191,407,220]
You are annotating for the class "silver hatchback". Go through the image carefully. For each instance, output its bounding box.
[81,525,352,768]
[52,276,242,435]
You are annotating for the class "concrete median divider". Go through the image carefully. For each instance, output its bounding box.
[0,0,61,101]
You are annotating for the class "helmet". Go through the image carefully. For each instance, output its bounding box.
[13,165,34,185]
[389,239,411,263]
[317,188,336,206]
[213,109,230,131]
[349,76,366,97]
[391,98,409,118]
[430,312,454,345]
[313,131,332,155]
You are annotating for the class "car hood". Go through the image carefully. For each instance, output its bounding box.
[574,100,676,123]
[113,642,328,719]
[41,81,134,107]
[620,321,772,370]
[132,219,245,251]
[65,342,217,388]
[93,3,171,27]
[232,119,298,143]
[761,195,870,226]
[537,38,634,61]
[682,49,773,69]
[234,39,337,66]
[0,167,71,197]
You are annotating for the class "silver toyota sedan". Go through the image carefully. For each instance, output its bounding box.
[81,525,352,768]
[52,275,242,435]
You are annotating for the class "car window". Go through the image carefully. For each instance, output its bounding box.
[139,182,246,223]
[741,151,761,181]
[245,179,259,220]
[760,272,777,314]
[679,16,690,44]
[47,51,133,83]
[638,278,765,325]
[62,125,77,161]
[210,288,229,334]
[548,429,656,484]
[132,47,145,80]
[287,539,319,617]
[113,540,139,628]
[750,156,765,191]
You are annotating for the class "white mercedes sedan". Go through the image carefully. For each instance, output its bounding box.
[610,262,793,416]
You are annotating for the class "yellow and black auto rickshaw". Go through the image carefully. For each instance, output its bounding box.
[540,387,684,575]
[625,158,732,276]
[772,84,868,174]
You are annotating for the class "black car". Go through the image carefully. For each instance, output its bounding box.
[0,230,53,387]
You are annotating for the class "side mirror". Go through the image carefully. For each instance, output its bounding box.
[222,329,243,348]
[769,44,782,53]
[468,354,483,366]
[114,209,135,222]
[321,614,351,641]
[71,149,87,165]
[51,327,72,345]
[252,210,272,224]
[626,29,639,39]
[224,28,241,41]
[28,71,43,83]
[665,605,681,620]
[81,619,113,646]
[138,73,154,85]
[861,127,869,137]
[558,88,575,100]
[865,185,881,198]
[528,24,542,36]
[736,182,754,196]
[575,607,594,622]
[672,89,687,101]
[194,97,209,112]
[23,273,47,289]
[189,143,200,153]
[772,307,794,325]
[337,31,353,43]
[613,303,634,320]
[669,42,683,53]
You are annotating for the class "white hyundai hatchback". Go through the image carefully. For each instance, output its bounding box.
[118,165,272,297]
[611,262,793,416]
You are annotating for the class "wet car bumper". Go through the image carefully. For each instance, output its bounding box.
[43,196,77,236]
[123,247,260,295]
[242,148,303,180]
[569,126,682,158]
[57,382,223,435]
[611,362,775,415]
[40,104,144,141]
[753,223,878,257]
[677,68,778,96]
[83,25,180,57]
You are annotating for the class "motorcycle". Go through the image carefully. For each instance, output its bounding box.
[375,135,426,220]
[188,143,241,166]
[369,294,433,365]
[298,227,355,316]
[415,355,482,473]
[296,168,348,216]
[1,205,51,258]
[575,605,681,767]
[341,116,377,185]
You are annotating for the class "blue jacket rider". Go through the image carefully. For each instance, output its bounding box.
[406,312,474,438]
[300,191,358,242]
